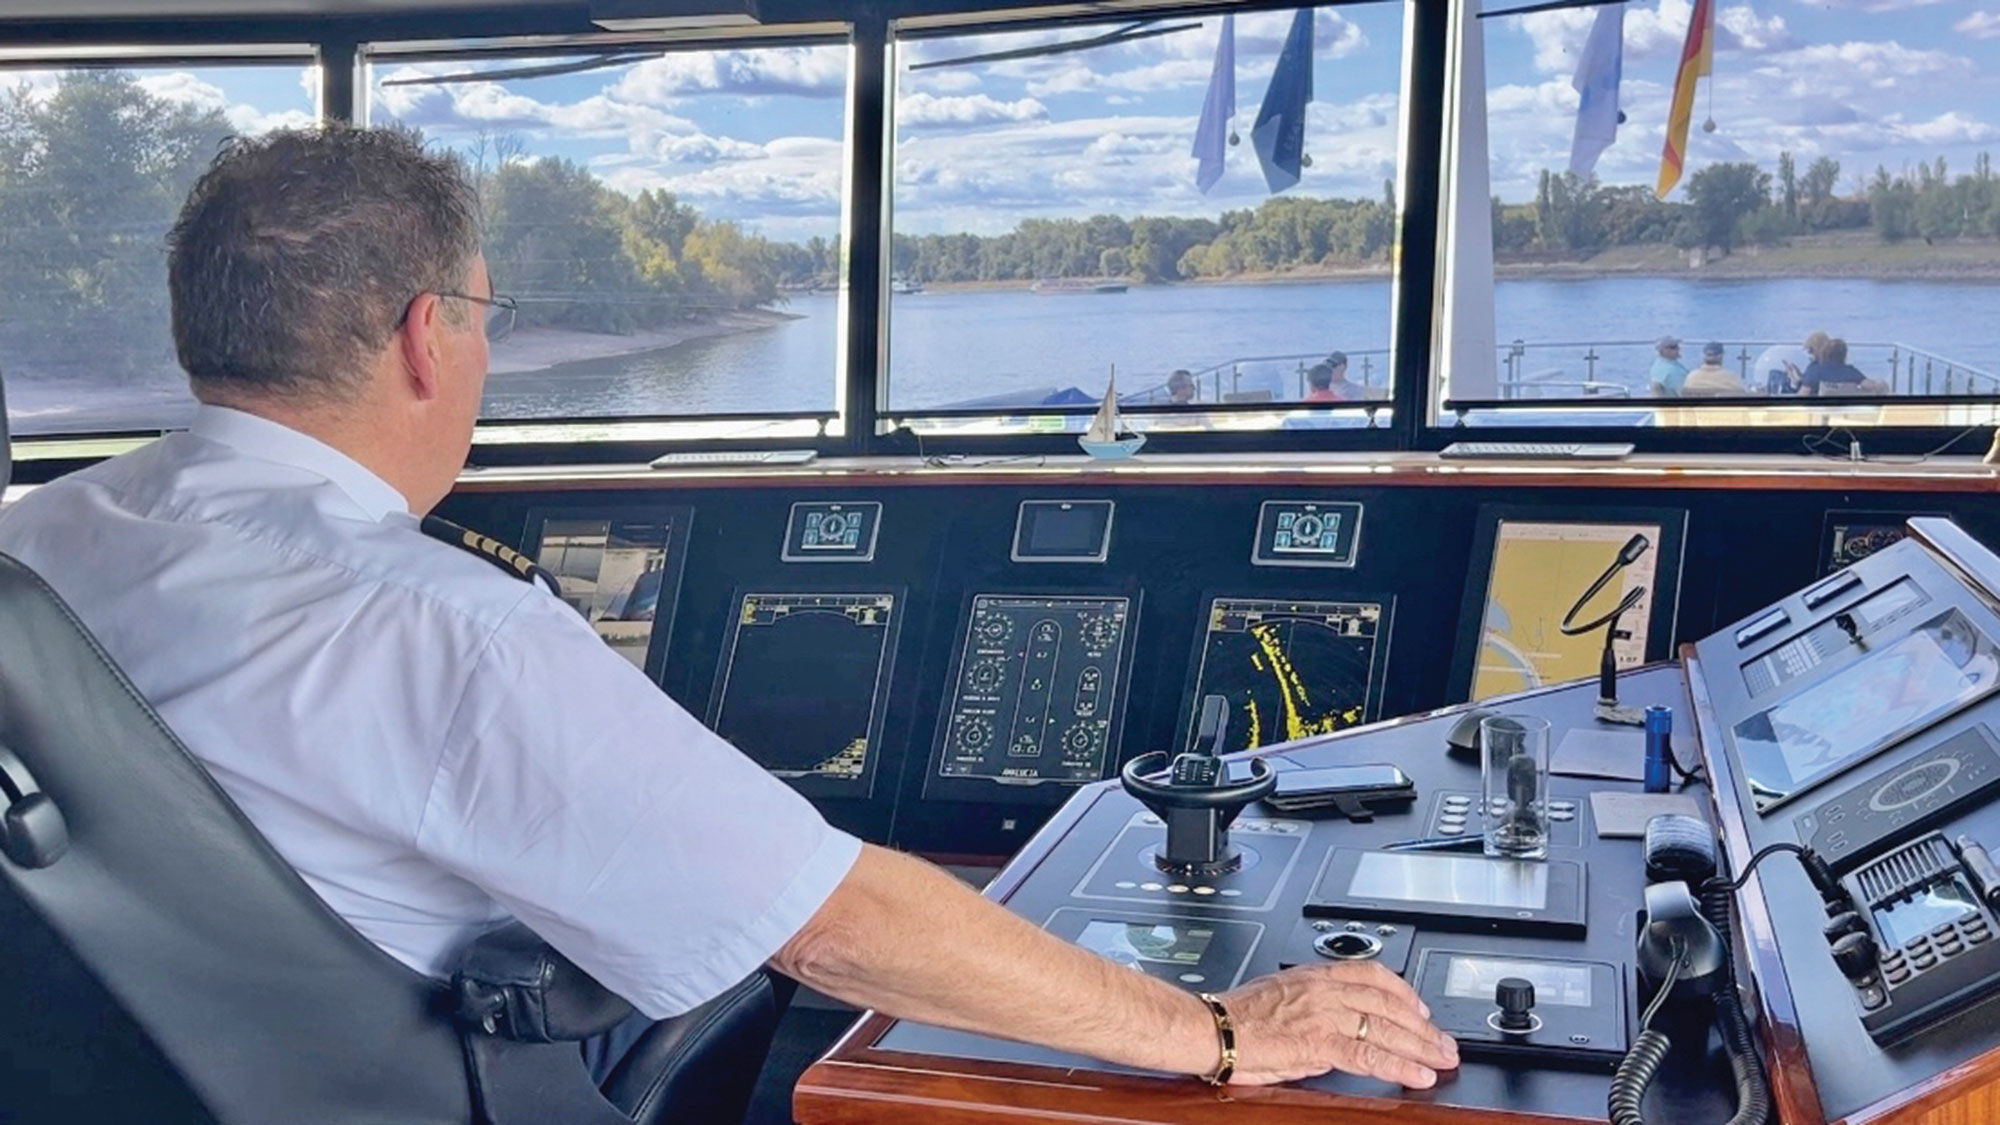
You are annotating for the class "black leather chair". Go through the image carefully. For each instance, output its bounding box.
[0,375,791,1124]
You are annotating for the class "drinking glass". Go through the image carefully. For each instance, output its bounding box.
[1481,714,1551,860]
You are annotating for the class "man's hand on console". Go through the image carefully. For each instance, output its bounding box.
[1218,960,1459,1087]
[775,844,1459,1092]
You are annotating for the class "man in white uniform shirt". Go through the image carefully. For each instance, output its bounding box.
[0,127,1454,1091]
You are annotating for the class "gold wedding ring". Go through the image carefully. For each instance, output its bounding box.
[1355,1013,1371,1043]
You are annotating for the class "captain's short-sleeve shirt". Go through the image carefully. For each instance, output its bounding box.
[0,406,860,1018]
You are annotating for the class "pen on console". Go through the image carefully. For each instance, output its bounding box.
[1381,835,1486,852]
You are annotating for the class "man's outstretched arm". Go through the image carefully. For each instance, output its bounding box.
[771,843,1459,1087]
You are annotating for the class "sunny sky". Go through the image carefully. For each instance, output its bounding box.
[5,1,1998,244]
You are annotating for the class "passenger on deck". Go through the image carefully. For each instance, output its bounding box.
[1168,368,1199,404]
[0,126,1455,1093]
[1802,337,1875,396]
[1752,339,1815,395]
[1681,342,1750,397]
[1648,336,1688,397]
[1303,352,1358,403]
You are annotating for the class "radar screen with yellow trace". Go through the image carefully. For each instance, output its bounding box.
[1182,597,1392,755]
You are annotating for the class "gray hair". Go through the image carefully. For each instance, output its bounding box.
[167,125,481,400]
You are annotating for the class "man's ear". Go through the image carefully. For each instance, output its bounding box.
[398,293,446,402]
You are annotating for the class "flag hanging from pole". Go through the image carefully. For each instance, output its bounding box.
[1192,14,1235,194]
[1568,2,1624,178]
[1252,9,1315,194]
[1656,0,1713,199]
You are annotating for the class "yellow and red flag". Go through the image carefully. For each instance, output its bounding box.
[1656,0,1715,199]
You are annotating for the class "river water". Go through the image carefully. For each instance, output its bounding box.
[480,275,2000,420]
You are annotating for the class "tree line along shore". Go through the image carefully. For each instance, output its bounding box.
[7,66,1997,395]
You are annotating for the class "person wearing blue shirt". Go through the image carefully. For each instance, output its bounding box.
[0,126,1453,1092]
[1648,336,1688,396]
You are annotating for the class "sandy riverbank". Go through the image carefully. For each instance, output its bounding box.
[488,307,801,376]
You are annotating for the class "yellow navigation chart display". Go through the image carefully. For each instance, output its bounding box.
[1472,520,1662,701]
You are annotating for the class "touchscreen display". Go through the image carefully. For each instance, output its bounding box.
[1874,874,1982,949]
[1348,852,1549,910]
[1736,608,2000,807]
[1076,921,1214,967]
[1443,955,1592,1007]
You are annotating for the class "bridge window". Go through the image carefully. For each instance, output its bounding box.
[0,57,318,438]
[1435,0,2000,432]
[883,2,1410,436]
[364,35,851,442]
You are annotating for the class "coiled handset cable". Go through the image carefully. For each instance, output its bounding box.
[1607,843,1818,1125]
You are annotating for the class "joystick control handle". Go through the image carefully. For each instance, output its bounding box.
[1495,977,1536,1033]
[1120,697,1276,878]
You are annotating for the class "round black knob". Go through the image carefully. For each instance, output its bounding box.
[1823,911,1865,941]
[1495,977,1536,1032]
[1830,930,1879,979]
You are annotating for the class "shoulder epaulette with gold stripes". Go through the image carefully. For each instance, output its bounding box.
[419,515,561,597]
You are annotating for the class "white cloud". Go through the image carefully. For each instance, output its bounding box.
[612,46,846,104]
[1902,111,2000,145]
[134,71,313,136]
[900,67,981,94]
[1514,1,1795,78]
[898,91,1048,128]
[1956,12,2000,38]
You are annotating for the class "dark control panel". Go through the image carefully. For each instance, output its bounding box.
[710,591,901,798]
[1251,500,1363,568]
[1799,725,2000,870]
[928,593,1136,800]
[1412,948,1627,1066]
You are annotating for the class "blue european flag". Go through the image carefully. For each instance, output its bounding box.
[1252,9,1315,194]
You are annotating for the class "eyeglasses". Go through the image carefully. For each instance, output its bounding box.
[435,291,519,344]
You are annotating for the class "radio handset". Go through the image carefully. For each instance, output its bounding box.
[1830,832,2000,1043]
[1610,815,1772,1125]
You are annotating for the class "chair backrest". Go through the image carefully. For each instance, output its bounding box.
[0,551,473,1124]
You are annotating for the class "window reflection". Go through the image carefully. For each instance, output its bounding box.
[887,4,1408,433]
[1443,0,2000,428]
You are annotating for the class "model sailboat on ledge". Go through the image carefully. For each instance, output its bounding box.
[1078,367,1147,460]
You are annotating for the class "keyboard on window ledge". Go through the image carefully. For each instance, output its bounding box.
[1438,441,1635,462]
[648,449,819,469]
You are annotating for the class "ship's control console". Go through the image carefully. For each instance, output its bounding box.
[809,517,2000,1124]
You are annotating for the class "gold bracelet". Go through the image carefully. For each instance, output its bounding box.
[1198,992,1237,1086]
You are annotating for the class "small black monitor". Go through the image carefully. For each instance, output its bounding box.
[525,508,691,679]
[1012,500,1114,563]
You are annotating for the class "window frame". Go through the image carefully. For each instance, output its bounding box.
[1417,0,2000,458]
[2,0,1995,465]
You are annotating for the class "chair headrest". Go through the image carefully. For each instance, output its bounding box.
[2,369,11,494]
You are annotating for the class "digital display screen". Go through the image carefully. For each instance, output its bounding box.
[1736,608,2000,808]
[1014,501,1112,561]
[1472,520,1663,701]
[1184,598,1388,754]
[1874,874,1982,949]
[534,517,678,669]
[934,593,1133,788]
[1348,851,1550,911]
[710,592,899,795]
[1443,955,1592,1007]
[1076,920,1215,967]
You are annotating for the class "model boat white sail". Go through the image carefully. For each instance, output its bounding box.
[1079,368,1146,458]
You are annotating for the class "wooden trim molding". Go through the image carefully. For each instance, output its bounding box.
[455,453,2000,497]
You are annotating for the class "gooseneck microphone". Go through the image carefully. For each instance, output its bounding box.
[1560,533,1652,726]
